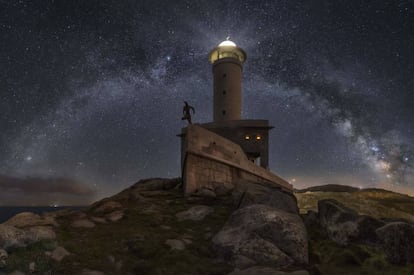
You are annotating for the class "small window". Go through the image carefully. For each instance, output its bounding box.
[223,90,226,95]
[222,110,226,115]
[223,73,227,78]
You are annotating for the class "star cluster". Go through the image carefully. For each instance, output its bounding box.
[0,0,413,205]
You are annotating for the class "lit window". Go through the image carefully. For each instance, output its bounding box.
[245,135,250,140]
[256,135,262,141]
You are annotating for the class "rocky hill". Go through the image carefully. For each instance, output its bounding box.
[0,179,414,275]
[296,185,414,275]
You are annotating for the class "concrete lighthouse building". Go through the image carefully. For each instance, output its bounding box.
[180,40,292,195]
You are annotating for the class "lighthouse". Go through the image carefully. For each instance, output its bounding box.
[202,39,272,169]
[178,39,292,195]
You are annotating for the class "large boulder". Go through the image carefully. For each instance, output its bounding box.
[376,222,414,264]
[318,199,384,245]
[212,204,308,269]
[232,181,298,214]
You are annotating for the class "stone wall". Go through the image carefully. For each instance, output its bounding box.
[182,124,292,194]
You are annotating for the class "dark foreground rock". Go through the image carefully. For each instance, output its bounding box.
[212,204,308,269]
[318,199,384,245]
[376,222,414,264]
[233,181,299,214]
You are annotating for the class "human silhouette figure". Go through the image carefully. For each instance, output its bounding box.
[182,101,195,124]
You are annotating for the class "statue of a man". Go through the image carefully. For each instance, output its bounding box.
[182,101,195,124]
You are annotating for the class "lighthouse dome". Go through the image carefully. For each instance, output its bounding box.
[218,40,237,47]
[208,39,246,64]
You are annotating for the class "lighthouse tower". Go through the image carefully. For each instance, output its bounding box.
[208,40,246,122]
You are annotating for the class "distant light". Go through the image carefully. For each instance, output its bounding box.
[245,135,250,140]
[219,40,237,47]
[386,174,391,179]
[404,157,409,162]
[25,156,32,161]
[256,135,262,141]
[291,178,296,183]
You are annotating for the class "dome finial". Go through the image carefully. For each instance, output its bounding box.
[226,36,231,40]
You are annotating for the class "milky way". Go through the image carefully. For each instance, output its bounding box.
[1,1,413,205]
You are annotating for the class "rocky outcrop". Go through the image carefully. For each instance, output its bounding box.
[0,224,56,251]
[318,199,385,245]
[376,222,414,264]
[4,212,58,228]
[0,177,309,274]
[213,204,308,269]
[176,205,214,221]
[213,180,307,271]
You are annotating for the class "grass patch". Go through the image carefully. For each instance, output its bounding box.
[27,189,234,274]
[5,240,57,274]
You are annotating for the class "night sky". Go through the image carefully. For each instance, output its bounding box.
[1,1,413,205]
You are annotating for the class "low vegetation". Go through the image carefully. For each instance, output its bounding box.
[5,187,234,274]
